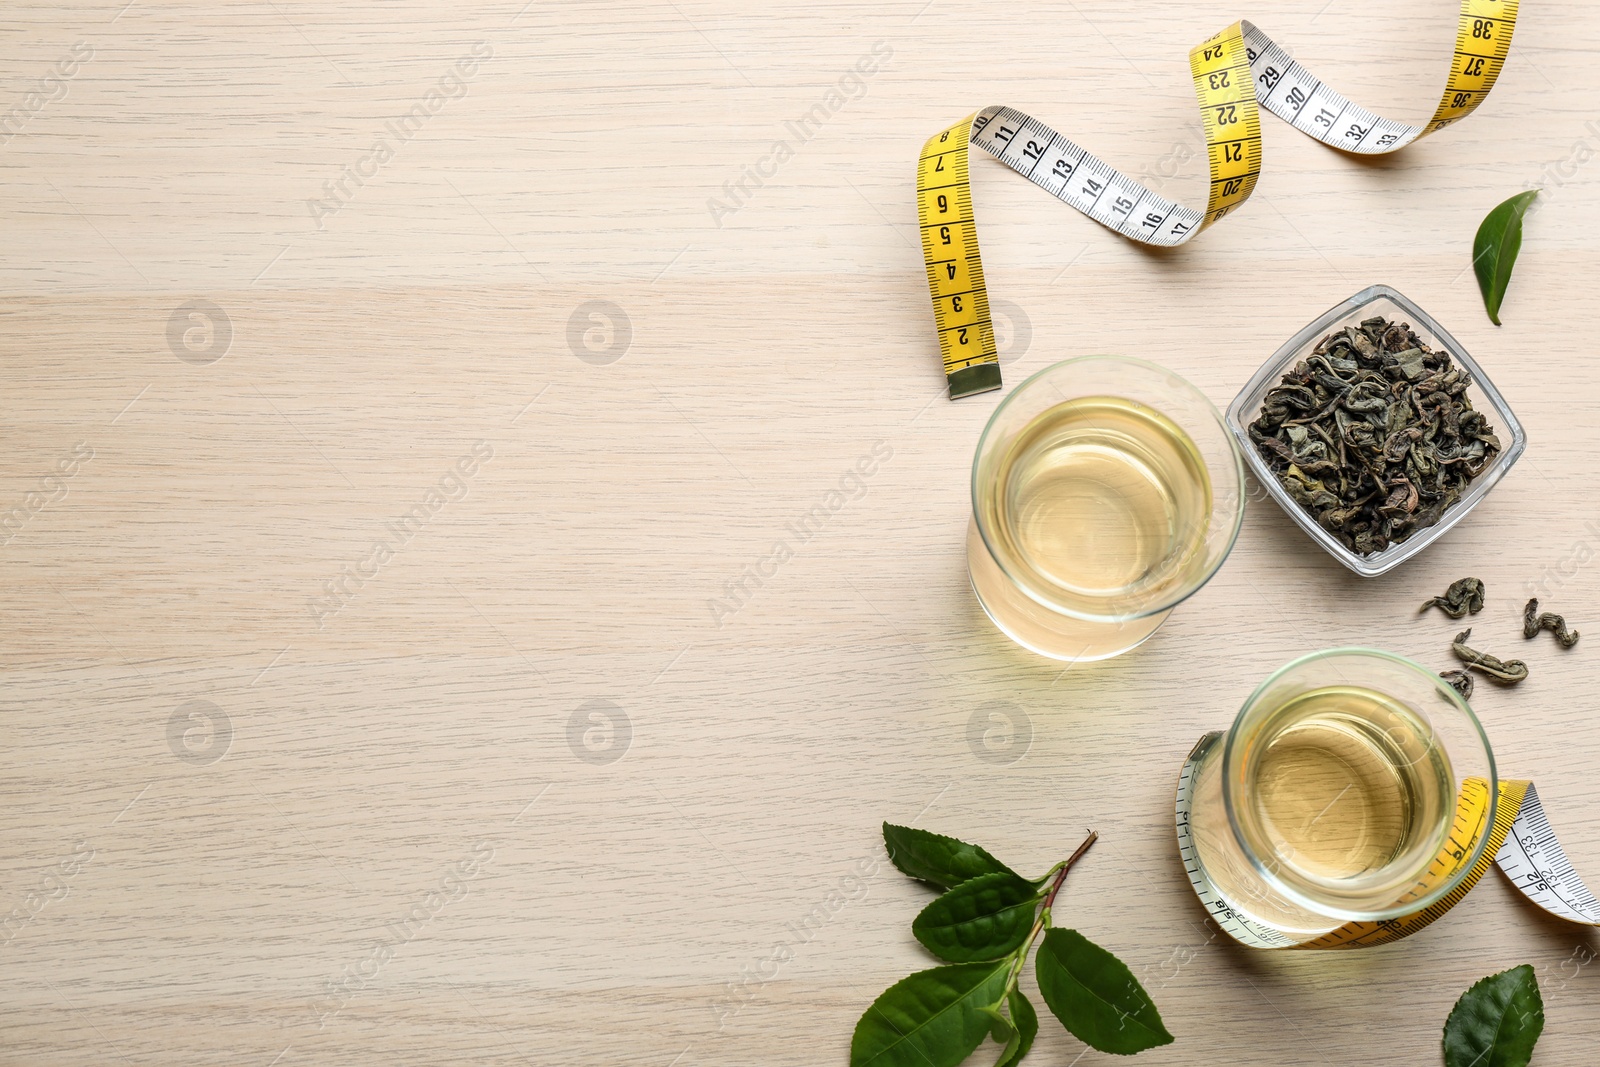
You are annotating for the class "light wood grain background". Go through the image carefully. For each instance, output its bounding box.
[2,1,1598,1064]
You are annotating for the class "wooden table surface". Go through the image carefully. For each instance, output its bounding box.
[3,1,1598,1064]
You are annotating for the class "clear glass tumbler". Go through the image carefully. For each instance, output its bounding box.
[1187,648,1498,942]
[967,356,1244,661]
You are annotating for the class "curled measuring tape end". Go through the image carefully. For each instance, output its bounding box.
[918,1,1519,398]
[1175,738,1599,950]
[917,113,1003,399]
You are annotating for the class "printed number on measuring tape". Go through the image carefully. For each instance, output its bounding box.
[918,1,1519,399]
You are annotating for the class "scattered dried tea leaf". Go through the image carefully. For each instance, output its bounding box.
[1421,577,1485,619]
[1440,669,1475,700]
[1249,317,1501,556]
[1452,628,1529,685]
[1522,597,1579,648]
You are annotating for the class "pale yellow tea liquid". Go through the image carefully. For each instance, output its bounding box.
[1188,685,1458,938]
[976,396,1213,616]
[1243,685,1455,895]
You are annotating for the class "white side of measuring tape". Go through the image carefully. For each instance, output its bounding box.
[969,106,1207,249]
[1174,741,1300,949]
[967,20,1484,249]
[1494,783,1600,924]
[1240,22,1425,155]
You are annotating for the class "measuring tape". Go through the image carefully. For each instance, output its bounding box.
[917,0,1520,399]
[1175,732,1599,949]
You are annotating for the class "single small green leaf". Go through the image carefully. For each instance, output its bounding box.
[912,872,1042,962]
[994,989,1038,1067]
[882,823,1016,890]
[1443,964,1544,1067]
[1034,928,1174,1055]
[981,1003,1013,1046]
[849,961,1011,1067]
[1472,190,1538,325]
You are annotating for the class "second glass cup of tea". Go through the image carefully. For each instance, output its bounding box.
[968,356,1244,661]
[1185,648,1497,944]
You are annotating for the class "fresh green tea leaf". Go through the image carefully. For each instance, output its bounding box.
[882,823,1015,890]
[993,989,1038,1067]
[912,871,1041,962]
[1473,190,1538,325]
[849,961,1010,1067]
[1034,928,1173,1055]
[1443,964,1544,1067]
[981,1002,1013,1046]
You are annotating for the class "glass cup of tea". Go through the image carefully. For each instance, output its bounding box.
[967,356,1244,661]
[1186,648,1498,944]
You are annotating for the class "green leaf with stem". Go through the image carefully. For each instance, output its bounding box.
[984,831,1098,1062]
[1473,190,1538,325]
[1035,929,1174,1055]
[854,829,1173,1067]
[912,871,1042,962]
[996,832,1097,995]
[848,961,1010,1067]
[1443,964,1544,1067]
[882,823,1016,890]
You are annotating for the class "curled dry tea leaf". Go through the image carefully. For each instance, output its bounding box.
[881,823,1015,891]
[1440,669,1475,701]
[1523,597,1580,648]
[1473,191,1538,326]
[849,961,1010,1067]
[1442,964,1544,1067]
[1034,928,1174,1055]
[1421,577,1485,619]
[912,871,1043,963]
[1451,628,1529,684]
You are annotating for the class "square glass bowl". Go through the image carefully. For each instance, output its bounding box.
[1225,284,1526,577]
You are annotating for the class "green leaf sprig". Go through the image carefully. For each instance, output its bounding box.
[1443,964,1544,1067]
[1472,190,1537,325]
[850,826,1172,1067]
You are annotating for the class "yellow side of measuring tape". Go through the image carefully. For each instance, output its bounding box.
[1175,734,1600,950]
[918,0,1520,399]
